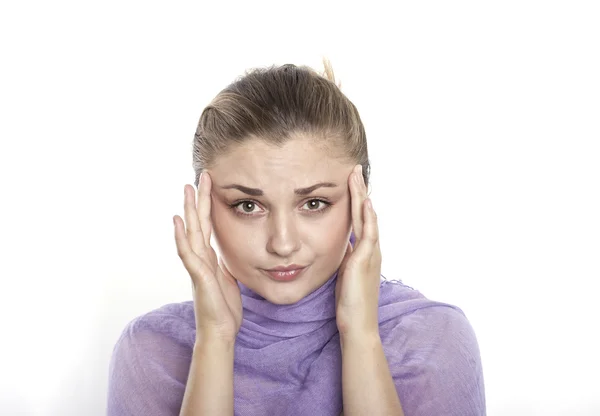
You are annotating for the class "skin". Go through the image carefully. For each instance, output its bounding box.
[174,133,404,415]
[206,134,355,305]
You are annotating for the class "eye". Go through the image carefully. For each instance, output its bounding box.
[229,198,332,218]
[232,201,263,216]
[302,199,329,211]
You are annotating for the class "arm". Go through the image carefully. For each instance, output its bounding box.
[179,336,235,416]
[381,306,486,415]
[340,331,404,416]
[107,313,193,416]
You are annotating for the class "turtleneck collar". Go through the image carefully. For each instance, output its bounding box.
[238,269,338,323]
[235,233,355,339]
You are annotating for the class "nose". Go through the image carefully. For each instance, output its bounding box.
[266,211,301,258]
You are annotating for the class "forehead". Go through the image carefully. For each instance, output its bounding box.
[211,136,351,183]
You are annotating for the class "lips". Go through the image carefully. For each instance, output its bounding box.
[265,264,306,272]
[263,265,308,282]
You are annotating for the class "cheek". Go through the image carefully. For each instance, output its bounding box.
[210,205,242,251]
[210,205,264,262]
[306,205,352,252]
[210,199,351,253]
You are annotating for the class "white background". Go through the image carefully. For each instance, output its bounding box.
[1,1,599,415]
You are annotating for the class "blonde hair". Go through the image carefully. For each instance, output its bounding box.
[192,58,369,188]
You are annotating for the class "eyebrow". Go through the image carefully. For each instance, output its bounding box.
[220,182,338,196]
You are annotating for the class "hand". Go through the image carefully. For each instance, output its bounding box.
[173,172,243,345]
[335,165,382,338]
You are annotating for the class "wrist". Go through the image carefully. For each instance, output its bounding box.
[339,328,381,350]
[195,332,236,353]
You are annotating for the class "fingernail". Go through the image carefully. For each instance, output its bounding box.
[199,172,204,185]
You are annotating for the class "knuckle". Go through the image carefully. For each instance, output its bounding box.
[366,232,378,244]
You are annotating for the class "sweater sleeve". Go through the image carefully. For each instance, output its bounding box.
[381,305,486,416]
[106,313,193,416]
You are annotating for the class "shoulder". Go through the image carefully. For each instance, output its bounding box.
[378,278,476,344]
[107,301,196,415]
[378,279,481,369]
[114,301,196,349]
[384,302,480,367]
[108,300,197,389]
[378,280,486,415]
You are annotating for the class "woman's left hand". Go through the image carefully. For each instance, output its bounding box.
[335,164,382,338]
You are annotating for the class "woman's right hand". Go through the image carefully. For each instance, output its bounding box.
[173,172,243,345]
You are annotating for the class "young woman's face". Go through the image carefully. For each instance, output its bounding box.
[205,136,356,305]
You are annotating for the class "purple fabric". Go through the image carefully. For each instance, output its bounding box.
[107,236,486,415]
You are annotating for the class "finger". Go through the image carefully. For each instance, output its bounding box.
[352,198,380,258]
[363,198,379,245]
[350,165,366,241]
[217,258,241,298]
[338,240,353,272]
[218,258,236,285]
[184,183,206,256]
[197,171,213,247]
[173,215,208,281]
[173,215,193,292]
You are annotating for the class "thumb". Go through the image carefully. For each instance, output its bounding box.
[339,240,353,272]
[218,258,239,289]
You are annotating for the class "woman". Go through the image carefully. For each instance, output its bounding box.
[107,60,486,415]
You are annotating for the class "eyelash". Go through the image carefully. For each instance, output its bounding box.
[228,199,333,218]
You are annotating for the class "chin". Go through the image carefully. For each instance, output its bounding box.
[238,264,337,305]
[251,280,305,305]
[260,270,331,305]
[264,291,305,305]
